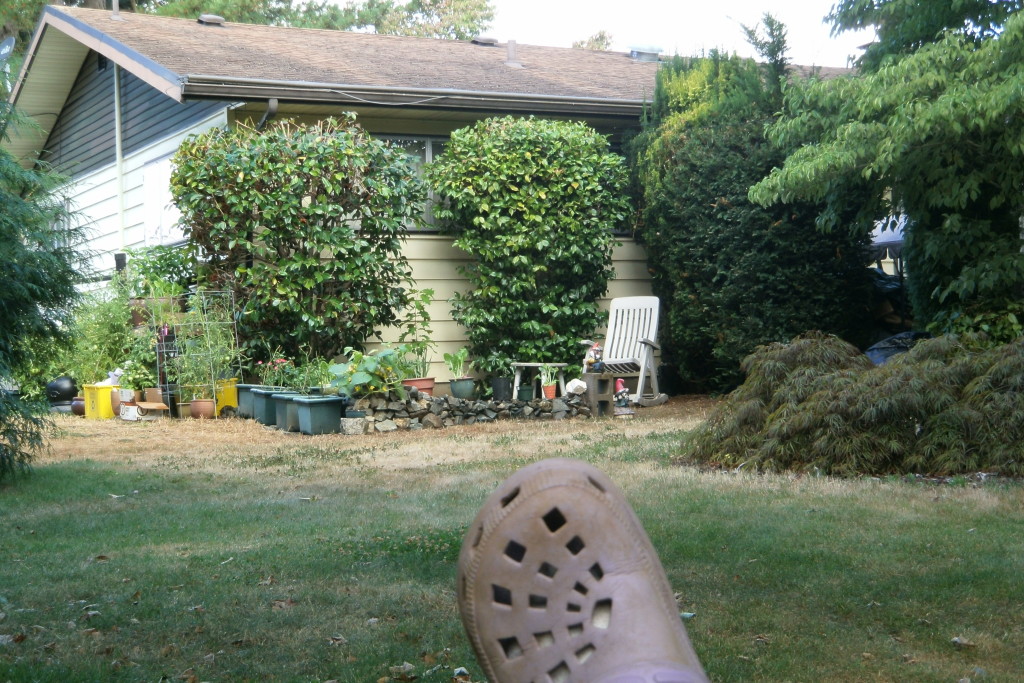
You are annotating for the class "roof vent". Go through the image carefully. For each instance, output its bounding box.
[505,40,523,68]
[628,46,662,62]
[471,36,498,46]
[197,14,226,26]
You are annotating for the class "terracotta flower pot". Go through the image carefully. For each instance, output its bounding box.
[542,384,557,399]
[190,398,216,419]
[402,376,435,397]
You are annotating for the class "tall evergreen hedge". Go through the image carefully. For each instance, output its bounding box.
[630,52,873,392]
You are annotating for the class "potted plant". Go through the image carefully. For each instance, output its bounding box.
[121,332,158,402]
[400,342,436,396]
[477,353,513,402]
[398,288,436,396]
[329,345,408,399]
[444,347,475,399]
[252,354,294,424]
[539,363,558,399]
[119,360,155,403]
[168,351,214,418]
[294,357,334,395]
[168,293,242,419]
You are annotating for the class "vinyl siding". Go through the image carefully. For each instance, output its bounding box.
[67,110,229,274]
[370,235,653,381]
[40,51,222,178]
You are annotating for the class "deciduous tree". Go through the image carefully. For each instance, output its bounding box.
[573,30,612,51]
[751,12,1024,335]
[828,0,1023,71]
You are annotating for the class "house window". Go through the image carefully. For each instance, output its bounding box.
[143,155,186,246]
[379,135,447,230]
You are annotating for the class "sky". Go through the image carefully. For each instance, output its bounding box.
[486,0,875,68]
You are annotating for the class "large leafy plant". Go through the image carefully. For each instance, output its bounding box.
[171,116,426,362]
[426,116,629,373]
[329,346,408,398]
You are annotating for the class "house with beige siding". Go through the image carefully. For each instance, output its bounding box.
[5,5,659,378]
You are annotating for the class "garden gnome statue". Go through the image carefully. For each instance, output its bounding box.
[614,378,630,407]
[584,341,604,373]
[613,377,635,417]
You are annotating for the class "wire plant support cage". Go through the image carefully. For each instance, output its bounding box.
[152,290,242,417]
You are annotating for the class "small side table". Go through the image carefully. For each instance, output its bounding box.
[511,362,569,399]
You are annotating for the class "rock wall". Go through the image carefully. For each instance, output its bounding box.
[343,388,593,434]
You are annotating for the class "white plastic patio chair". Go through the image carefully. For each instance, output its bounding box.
[584,296,668,407]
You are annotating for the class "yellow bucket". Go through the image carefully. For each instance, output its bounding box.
[215,378,238,415]
[83,384,119,419]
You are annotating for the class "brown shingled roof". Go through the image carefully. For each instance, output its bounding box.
[47,6,659,106]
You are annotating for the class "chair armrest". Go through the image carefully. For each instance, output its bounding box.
[638,338,660,350]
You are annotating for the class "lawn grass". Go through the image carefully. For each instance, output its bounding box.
[1,409,1022,682]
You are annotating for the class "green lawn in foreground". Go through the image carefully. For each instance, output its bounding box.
[1,428,1022,682]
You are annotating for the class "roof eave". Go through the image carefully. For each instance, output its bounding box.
[181,76,646,119]
[4,6,185,167]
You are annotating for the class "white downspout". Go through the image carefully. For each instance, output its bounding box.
[113,62,126,249]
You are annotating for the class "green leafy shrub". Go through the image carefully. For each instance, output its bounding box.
[630,50,872,392]
[171,116,426,361]
[928,300,1024,346]
[120,332,158,391]
[63,285,134,386]
[329,346,408,397]
[750,14,1024,333]
[683,331,1024,476]
[124,244,196,297]
[426,116,630,373]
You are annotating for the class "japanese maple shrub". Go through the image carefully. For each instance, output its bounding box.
[426,116,630,374]
[171,116,426,361]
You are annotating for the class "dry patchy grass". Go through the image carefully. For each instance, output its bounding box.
[5,394,1023,681]
[44,395,717,477]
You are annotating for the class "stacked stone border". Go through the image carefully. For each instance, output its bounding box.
[341,388,593,435]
